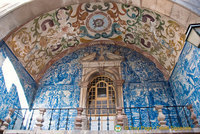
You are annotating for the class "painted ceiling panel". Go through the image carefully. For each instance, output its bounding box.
[5,2,185,81]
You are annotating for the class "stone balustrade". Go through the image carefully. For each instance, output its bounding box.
[1,105,200,132]
[74,107,83,130]
[155,105,168,130]
[0,108,14,131]
[187,104,200,128]
[34,108,46,130]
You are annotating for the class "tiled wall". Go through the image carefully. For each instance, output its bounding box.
[169,42,200,126]
[2,42,194,130]
[0,41,36,120]
[32,44,176,129]
[121,46,176,128]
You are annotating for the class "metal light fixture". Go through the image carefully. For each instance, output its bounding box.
[186,23,200,48]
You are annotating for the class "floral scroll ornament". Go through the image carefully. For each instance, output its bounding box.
[5,2,186,81]
[56,8,78,40]
[38,7,80,55]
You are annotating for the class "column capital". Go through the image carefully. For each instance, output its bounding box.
[114,80,124,86]
[79,81,89,88]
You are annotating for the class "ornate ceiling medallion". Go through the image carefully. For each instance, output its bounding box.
[86,11,112,33]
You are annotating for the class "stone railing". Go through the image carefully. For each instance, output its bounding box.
[1,105,199,132]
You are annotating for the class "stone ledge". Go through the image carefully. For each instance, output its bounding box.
[3,128,200,134]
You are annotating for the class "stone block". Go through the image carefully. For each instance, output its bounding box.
[186,13,200,28]
[170,3,190,26]
[156,0,173,16]
[11,4,34,27]
[130,0,141,7]
[142,0,157,11]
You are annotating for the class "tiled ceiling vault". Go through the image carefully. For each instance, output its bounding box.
[5,2,187,81]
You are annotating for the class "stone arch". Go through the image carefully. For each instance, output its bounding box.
[3,1,195,82]
[83,68,120,83]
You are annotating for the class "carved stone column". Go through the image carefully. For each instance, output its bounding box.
[122,112,128,129]
[116,107,124,126]
[34,108,46,130]
[187,104,200,128]
[0,108,15,130]
[114,80,124,107]
[116,107,128,130]
[79,82,88,108]
[74,107,83,130]
[79,82,88,130]
[155,105,168,129]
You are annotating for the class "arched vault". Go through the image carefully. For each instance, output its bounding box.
[3,1,199,82]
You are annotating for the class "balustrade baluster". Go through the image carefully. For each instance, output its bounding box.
[0,108,15,130]
[116,107,124,128]
[34,108,46,130]
[74,107,83,130]
[187,104,200,128]
[155,105,168,129]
